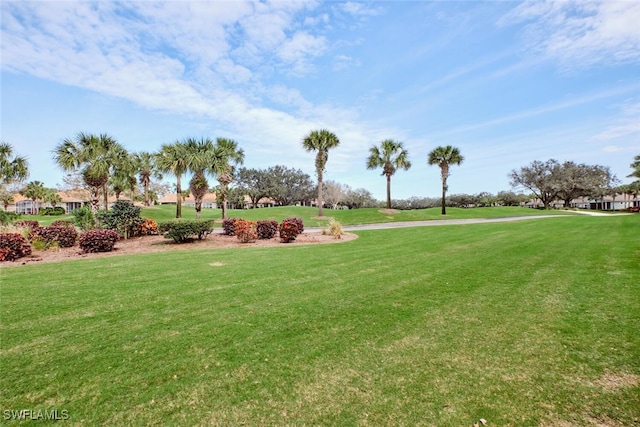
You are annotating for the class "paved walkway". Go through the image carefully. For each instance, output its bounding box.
[306,211,634,233]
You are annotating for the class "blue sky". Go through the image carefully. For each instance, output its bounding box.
[1,0,639,200]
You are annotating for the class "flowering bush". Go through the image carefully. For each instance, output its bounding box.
[279,219,300,243]
[0,233,32,261]
[256,220,278,239]
[235,219,258,243]
[78,229,119,253]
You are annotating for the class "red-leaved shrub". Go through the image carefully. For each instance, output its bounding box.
[222,218,242,236]
[256,220,278,239]
[234,220,258,243]
[283,217,304,234]
[0,233,32,261]
[78,229,119,253]
[136,218,158,236]
[33,225,78,248]
[14,220,40,229]
[279,219,300,243]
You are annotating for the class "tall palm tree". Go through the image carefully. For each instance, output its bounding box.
[21,181,46,215]
[302,129,340,217]
[366,139,411,210]
[109,152,137,201]
[184,137,215,219]
[428,145,464,215]
[629,154,640,180]
[0,142,29,185]
[53,132,127,212]
[135,151,163,206]
[155,142,189,218]
[44,189,63,209]
[212,138,244,219]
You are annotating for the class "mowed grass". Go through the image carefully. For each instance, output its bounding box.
[1,215,638,425]
[139,204,573,227]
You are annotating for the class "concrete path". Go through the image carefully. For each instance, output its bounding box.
[306,214,568,233]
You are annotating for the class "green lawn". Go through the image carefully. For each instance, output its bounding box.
[1,215,638,425]
[139,204,573,227]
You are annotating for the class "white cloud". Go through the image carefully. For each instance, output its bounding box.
[499,0,640,69]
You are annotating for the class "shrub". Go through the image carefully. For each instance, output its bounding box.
[235,220,258,243]
[14,220,39,229]
[327,219,343,239]
[283,217,304,234]
[32,225,78,248]
[256,220,278,239]
[158,219,215,243]
[78,229,119,253]
[97,200,143,239]
[0,233,32,261]
[279,219,300,243]
[222,218,242,236]
[40,207,66,216]
[0,211,20,225]
[72,206,96,231]
[135,218,158,236]
[51,219,75,227]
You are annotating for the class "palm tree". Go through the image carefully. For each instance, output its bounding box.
[366,139,411,210]
[44,189,62,209]
[302,129,340,217]
[0,142,29,185]
[0,189,14,211]
[427,145,464,215]
[53,132,127,212]
[211,138,244,219]
[183,137,215,219]
[135,152,162,207]
[155,142,189,218]
[21,181,47,215]
[628,154,640,180]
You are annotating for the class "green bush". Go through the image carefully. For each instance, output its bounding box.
[39,207,66,216]
[97,200,143,239]
[78,229,119,253]
[72,206,96,231]
[0,211,20,225]
[0,233,32,261]
[158,219,215,243]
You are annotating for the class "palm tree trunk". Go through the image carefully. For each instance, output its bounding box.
[103,182,109,210]
[386,174,392,210]
[175,176,182,219]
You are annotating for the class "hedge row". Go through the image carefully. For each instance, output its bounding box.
[158,219,215,243]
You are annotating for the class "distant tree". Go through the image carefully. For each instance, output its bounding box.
[237,168,273,208]
[134,151,163,207]
[211,138,244,219]
[366,139,411,210]
[496,191,527,207]
[155,142,189,218]
[0,142,29,185]
[0,189,14,211]
[21,180,47,215]
[183,137,215,219]
[428,145,464,215]
[53,132,128,212]
[509,159,564,209]
[344,187,378,209]
[323,180,349,209]
[302,129,340,217]
[44,188,62,208]
[629,155,640,180]
[265,165,314,206]
[556,162,613,208]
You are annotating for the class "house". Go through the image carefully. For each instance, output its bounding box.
[158,192,276,209]
[4,189,137,214]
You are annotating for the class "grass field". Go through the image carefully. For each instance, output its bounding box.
[1,214,638,425]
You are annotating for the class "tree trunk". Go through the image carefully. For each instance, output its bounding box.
[221,183,227,219]
[386,174,392,210]
[102,182,109,211]
[175,176,182,219]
